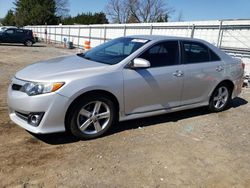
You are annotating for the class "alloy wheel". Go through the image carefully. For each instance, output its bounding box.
[213,86,229,110]
[77,101,110,135]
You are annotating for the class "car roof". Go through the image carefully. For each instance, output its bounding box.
[126,35,205,42]
[5,27,30,31]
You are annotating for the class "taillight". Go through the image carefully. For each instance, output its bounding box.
[241,61,245,70]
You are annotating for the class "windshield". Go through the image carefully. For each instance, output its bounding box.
[79,37,149,65]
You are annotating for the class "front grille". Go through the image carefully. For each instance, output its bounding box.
[12,84,22,91]
[15,111,29,121]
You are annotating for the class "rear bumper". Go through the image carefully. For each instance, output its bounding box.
[232,78,244,98]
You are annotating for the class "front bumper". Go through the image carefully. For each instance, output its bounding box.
[7,79,69,134]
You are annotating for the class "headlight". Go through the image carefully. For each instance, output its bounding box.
[21,82,64,96]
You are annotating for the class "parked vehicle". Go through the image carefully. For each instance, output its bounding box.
[7,35,244,139]
[0,28,35,46]
[0,26,18,31]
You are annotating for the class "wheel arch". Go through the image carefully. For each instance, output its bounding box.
[209,79,235,99]
[64,89,120,131]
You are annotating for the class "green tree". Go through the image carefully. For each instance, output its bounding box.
[14,0,58,26]
[2,10,16,26]
[62,12,109,25]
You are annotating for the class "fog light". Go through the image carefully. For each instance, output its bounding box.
[28,112,44,126]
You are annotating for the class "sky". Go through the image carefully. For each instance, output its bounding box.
[0,0,250,21]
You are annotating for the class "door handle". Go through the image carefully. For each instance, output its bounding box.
[216,66,224,72]
[173,70,184,77]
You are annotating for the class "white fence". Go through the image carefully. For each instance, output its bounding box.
[25,19,250,74]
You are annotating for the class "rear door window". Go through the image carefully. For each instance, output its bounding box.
[182,41,210,63]
[182,41,221,64]
[16,29,24,34]
[209,49,221,61]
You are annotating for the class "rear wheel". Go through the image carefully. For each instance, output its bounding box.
[69,95,116,139]
[209,84,232,112]
[24,40,33,47]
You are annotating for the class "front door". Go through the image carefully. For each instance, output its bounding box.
[2,29,15,43]
[123,41,184,114]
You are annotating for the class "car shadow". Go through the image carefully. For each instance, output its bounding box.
[29,131,80,145]
[110,97,248,134]
[229,97,248,108]
[31,97,248,145]
[0,43,46,47]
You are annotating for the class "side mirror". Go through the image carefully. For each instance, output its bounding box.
[132,58,151,69]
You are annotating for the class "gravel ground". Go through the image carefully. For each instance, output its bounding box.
[0,43,249,188]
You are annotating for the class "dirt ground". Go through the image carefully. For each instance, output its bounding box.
[0,43,249,188]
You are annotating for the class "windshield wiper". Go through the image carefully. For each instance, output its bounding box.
[77,53,112,65]
[77,53,91,60]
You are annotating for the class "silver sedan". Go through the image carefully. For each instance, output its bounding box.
[8,35,244,139]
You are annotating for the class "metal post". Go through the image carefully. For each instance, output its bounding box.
[68,26,70,42]
[49,27,50,44]
[150,24,153,35]
[217,20,223,47]
[104,26,107,42]
[77,27,81,48]
[45,23,47,44]
[53,26,55,43]
[123,25,126,36]
[219,29,224,48]
[89,26,92,42]
[191,24,195,38]
[61,26,63,44]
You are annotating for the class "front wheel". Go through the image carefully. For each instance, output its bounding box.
[209,84,232,112]
[69,95,116,139]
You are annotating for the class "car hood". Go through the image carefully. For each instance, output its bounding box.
[15,55,109,81]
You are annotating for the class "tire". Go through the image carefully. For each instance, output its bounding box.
[208,83,232,112]
[68,94,116,139]
[24,40,33,47]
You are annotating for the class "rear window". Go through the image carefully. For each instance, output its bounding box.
[18,30,32,35]
[16,30,24,33]
[209,49,221,61]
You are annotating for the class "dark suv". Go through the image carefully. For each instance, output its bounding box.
[0,28,35,46]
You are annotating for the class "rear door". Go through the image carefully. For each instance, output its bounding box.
[15,29,26,43]
[180,41,224,105]
[123,41,184,114]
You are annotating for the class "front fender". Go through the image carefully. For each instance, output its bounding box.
[58,71,124,114]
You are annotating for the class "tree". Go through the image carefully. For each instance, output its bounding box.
[14,0,58,26]
[13,0,69,26]
[105,0,174,23]
[176,11,184,22]
[105,0,131,23]
[55,0,69,18]
[127,15,139,23]
[2,10,16,26]
[62,12,109,25]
